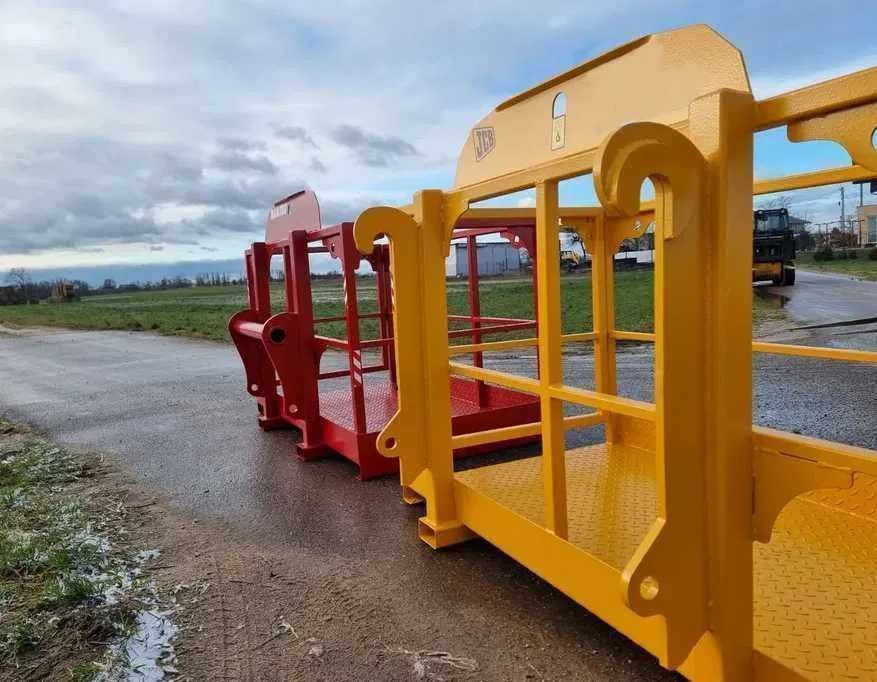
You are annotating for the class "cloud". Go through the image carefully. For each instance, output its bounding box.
[329,125,420,167]
[217,136,267,152]
[211,150,279,175]
[318,196,386,226]
[275,126,317,149]
[2,1,876,268]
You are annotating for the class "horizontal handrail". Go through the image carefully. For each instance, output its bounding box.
[547,384,656,422]
[449,361,540,394]
[754,165,877,195]
[448,361,656,421]
[595,331,875,364]
[318,364,387,380]
[451,412,604,449]
[448,331,597,356]
[448,314,535,325]
[611,330,655,342]
[447,321,537,340]
[314,335,394,351]
[752,341,877,364]
[563,331,599,343]
[755,65,877,130]
[449,337,540,356]
[314,312,383,324]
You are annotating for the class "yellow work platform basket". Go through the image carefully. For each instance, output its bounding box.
[352,25,877,681]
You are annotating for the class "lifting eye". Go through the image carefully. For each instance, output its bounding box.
[552,92,567,119]
[871,126,877,151]
[269,327,286,344]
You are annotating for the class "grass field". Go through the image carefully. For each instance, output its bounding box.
[796,249,877,281]
[0,269,774,343]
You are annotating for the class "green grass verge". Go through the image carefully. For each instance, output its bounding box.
[0,268,776,342]
[0,419,158,677]
[796,249,877,281]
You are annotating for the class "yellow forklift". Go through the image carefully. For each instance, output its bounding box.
[559,231,586,271]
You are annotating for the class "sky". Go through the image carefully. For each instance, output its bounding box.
[1,1,876,282]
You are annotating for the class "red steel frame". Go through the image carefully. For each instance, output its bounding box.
[230,191,541,480]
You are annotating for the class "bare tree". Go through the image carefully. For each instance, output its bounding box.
[5,267,31,288]
[766,195,793,210]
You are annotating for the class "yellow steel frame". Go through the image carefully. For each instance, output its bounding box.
[353,25,877,682]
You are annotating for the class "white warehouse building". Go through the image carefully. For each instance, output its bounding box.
[445,242,522,278]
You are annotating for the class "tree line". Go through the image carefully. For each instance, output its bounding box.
[0,268,249,305]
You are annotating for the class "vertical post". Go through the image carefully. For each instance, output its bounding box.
[282,244,295,312]
[375,246,397,384]
[251,242,272,320]
[689,89,755,680]
[529,229,540,378]
[245,250,258,311]
[590,213,618,442]
[535,181,568,539]
[250,241,280,421]
[466,235,487,407]
[415,190,464,544]
[341,227,367,434]
[288,230,322,446]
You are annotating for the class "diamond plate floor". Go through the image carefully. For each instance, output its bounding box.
[455,444,877,680]
[319,377,537,433]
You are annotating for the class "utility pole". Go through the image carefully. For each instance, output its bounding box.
[840,186,845,227]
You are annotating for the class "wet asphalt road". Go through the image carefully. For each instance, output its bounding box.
[0,272,874,680]
[767,269,877,327]
[762,269,877,351]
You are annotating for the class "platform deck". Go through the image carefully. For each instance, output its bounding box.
[455,443,877,681]
[319,377,538,434]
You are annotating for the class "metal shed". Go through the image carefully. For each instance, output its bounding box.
[445,241,522,277]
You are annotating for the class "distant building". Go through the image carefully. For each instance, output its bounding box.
[445,242,522,278]
[858,205,877,246]
[788,215,810,230]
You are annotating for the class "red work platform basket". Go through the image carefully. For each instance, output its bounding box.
[229,190,541,480]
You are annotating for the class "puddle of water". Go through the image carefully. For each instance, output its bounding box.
[97,607,178,682]
[754,286,789,309]
[121,609,179,681]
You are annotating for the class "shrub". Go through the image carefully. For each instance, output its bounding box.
[813,246,834,261]
[847,249,858,259]
[869,248,877,261]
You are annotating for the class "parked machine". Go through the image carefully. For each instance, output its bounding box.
[559,231,586,271]
[753,208,796,285]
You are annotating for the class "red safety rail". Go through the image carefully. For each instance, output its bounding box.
[230,190,541,479]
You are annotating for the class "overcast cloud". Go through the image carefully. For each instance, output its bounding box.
[1,1,876,269]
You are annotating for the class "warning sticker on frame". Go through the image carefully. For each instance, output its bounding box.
[551,115,566,151]
[473,127,496,161]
